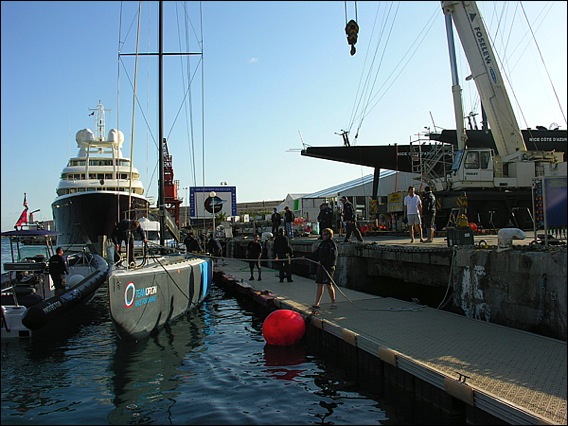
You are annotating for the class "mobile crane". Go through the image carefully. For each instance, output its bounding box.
[415,1,566,229]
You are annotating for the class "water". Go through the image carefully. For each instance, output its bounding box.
[2,238,410,425]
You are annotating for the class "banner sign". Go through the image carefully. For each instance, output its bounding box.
[189,186,237,219]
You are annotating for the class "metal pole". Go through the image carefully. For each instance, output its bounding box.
[210,191,216,238]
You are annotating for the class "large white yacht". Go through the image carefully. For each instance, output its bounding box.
[51,102,150,255]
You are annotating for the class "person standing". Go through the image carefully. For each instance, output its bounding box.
[316,203,326,237]
[283,206,295,239]
[341,196,363,243]
[270,208,282,236]
[317,202,333,238]
[273,228,294,282]
[111,219,148,264]
[312,228,338,310]
[422,186,436,242]
[403,186,424,243]
[48,247,69,296]
[334,206,344,236]
[184,232,202,253]
[263,233,275,269]
[247,234,263,281]
[207,234,222,258]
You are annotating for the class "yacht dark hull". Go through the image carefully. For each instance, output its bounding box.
[52,191,150,255]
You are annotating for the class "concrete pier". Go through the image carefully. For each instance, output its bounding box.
[213,257,567,425]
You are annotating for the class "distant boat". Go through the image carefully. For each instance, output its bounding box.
[1,229,108,339]
[107,0,212,341]
[10,193,55,245]
[51,102,150,255]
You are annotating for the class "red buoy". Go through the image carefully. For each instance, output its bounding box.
[262,309,306,346]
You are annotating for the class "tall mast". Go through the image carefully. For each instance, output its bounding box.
[158,0,165,246]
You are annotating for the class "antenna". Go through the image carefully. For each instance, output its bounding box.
[429,111,438,133]
[287,130,310,152]
[298,130,308,149]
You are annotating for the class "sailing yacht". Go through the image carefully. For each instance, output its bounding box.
[107,1,212,341]
[51,102,150,255]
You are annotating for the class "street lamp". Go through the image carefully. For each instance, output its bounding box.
[186,187,190,227]
[182,187,189,227]
[210,191,216,237]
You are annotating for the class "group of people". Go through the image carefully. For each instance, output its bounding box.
[183,230,221,255]
[316,197,363,243]
[247,227,294,283]
[245,225,339,309]
[270,206,295,239]
[403,185,436,243]
[110,218,226,266]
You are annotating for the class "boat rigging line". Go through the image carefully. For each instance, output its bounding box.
[343,3,439,146]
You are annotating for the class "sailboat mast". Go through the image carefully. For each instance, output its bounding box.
[158,0,165,246]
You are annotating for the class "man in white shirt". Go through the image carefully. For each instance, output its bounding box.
[403,186,424,243]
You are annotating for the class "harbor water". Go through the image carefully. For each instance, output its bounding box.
[1,239,414,425]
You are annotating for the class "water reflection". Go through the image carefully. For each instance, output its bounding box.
[1,291,115,424]
[108,308,210,425]
[263,343,307,381]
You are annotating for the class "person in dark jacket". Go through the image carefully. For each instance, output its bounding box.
[184,232,202,253]
[246,234,263,281]
[270,208,282,236]
[311,228,338,309]
[111,219,147,264]
[317,202,334,239]
[422,186,436,242]
[48,247,69,296]
[283,206,295,239]
[341,196,363,243]
[273,228,294,282]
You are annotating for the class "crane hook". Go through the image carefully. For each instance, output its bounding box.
[345,19,359,56]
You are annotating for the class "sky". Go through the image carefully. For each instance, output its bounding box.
[1,1,566,231]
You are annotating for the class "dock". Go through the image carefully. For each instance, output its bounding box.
[213,253,567,425]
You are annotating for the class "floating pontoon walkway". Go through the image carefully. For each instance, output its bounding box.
[214,258,566,425]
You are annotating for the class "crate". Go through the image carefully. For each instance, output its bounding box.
[446,228,474,246]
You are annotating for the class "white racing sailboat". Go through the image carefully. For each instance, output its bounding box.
[107,1,212,341]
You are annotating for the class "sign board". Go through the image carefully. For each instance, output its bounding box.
[189,186,237,219]
[533,177,567,228]
[387,191,404,213]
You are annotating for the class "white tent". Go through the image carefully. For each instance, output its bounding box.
[296,171,418,220]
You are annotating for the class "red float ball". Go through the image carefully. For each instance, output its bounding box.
[469,222,478,232]
[262,309,306,346]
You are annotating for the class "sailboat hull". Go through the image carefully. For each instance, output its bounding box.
[52,192,149,255]
[107,254,212,341]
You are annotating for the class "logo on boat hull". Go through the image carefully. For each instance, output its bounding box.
[124,282,158,308]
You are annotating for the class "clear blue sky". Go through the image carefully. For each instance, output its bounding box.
[2,1,566,231]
